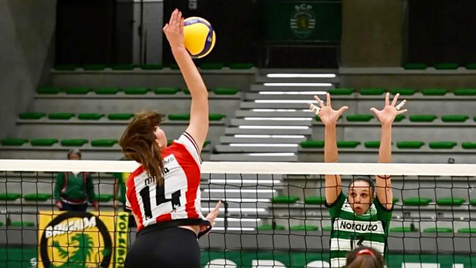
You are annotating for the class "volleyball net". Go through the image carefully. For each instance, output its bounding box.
[0,160,476,268]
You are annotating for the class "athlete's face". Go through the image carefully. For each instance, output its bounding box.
[154,126,167,150]
[348,180,373,215]
[68,153,81,160]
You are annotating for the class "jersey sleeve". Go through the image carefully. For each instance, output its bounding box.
[325,192,346,219]
[375,198,393,222]
[125,194,131,210]
[175,132,202,164]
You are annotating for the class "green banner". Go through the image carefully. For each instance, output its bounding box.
[264,1,342,41]
[201,251,476,268]
[2,248,476,268]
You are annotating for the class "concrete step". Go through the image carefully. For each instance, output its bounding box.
[236,110,313,118]
[255,76,339,84]
[215,145,298,153]
[250,85,334,92]
[210,153,298,162]
[245,93,326,101]
[230,119,313,127]
[225,127,312,135]
[220,136,307,144]
[240,102,316,109]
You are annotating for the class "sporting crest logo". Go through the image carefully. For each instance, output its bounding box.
[290,4,316,38]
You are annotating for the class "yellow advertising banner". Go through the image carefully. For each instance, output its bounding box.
[37,211,129,268]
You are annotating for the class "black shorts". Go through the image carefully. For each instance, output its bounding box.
[125,226,200,268]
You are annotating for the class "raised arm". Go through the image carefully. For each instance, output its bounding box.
[310,93,348,204]
[163,9,209,152]
[370,93,407,210]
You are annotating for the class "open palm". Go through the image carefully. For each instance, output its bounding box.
[371,93,408,125]
[310,93,348,126]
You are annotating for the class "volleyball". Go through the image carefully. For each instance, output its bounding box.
[183,17,216,59]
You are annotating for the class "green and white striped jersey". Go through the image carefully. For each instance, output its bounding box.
[326,193,392,267]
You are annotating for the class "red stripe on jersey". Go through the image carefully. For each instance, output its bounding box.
[156,213,172,222]
[127,166,145,231]
[172,142,201,219]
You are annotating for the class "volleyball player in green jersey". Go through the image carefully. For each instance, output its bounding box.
[309,92,407,268]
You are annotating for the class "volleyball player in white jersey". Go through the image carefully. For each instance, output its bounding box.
[119,9,220,268]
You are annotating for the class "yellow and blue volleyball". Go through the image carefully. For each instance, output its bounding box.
[184,17,216,59]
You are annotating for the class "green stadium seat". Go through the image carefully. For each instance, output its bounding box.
[10,221,34,227]
[199,63,223,70]
[422,88,447,96]
[423,227,453,233]
[454,89,476,96]
[65,87,90,95]
[0,193,22,201]
[360,88,385,95]
[19,112,46,120]
[466,63,476,70]
[31,139,58,146]
[124,87,149,95]
[389,227,419,232]
[346,114,374,122]
[364,141,380,149]
[1,138,28,146]
[271,196,299,204]
[83,64,107,71]
[394,115,405,122]
[403,197,432,206]
[0,222,3,227]
[108,113,134,121]
[322,226,333,232]
[397,141,425,149]
[441,115,468,123]
[257,224,285,231]
[435,63,459,70]
[337,141,361,148]
[168,114,190,121]
[471,199,476,206]
[300,141,324,148]
[61,139,88,147]
[462,142,476,150]
[213,88,239,95]
[393,198,399,204]
[229,63,254,69]
[141,64,163,70]
[37,86,61,95]
[409,115,437,122]
[391,88,416,96]
[305,196,325,205]
[203,141,211,147]
[154,87,180,95]
[209,114,226,121]
[290,225,318,231]
[48,113,75,120]
[429,141,457,149]
[54,64,78,71]
[169,63,180,70]
[436,197,465,206]
[403,63,427,70]
[328,88,354,95]
[112,64,135,71]
[96,194,114,202]
[95,87,120,95]
[78,113,104,120]
[24,193,52,201]
[458,228,476,233]
[91,139,118,147]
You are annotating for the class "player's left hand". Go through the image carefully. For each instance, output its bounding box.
[371,92,407,126]
[163,9,185,50]
[206,201,221,227]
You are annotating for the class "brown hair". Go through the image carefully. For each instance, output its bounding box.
[346,247,384,268]
[119,111,165,185]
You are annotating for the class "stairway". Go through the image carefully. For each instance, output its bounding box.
[211,69,339,162]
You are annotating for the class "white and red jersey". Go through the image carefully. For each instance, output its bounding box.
[126,132,208,232]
